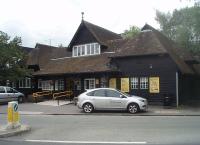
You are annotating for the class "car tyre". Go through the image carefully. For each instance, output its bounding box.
[83,103,94,113]
[127,103,140,114]
[18,96,24,103]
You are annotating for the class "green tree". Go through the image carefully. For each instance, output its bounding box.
[0,31,30,85]
[123,25,141,39]
[155,6,200,60]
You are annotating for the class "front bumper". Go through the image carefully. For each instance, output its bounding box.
[77,102,82,109]
[140,101,148,111]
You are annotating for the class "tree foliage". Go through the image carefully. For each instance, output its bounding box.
[0,31,30,85]
[123,25,141,39]
[155,5,200,60]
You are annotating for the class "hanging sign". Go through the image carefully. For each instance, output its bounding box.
[121,78,129,92]
[149,77,160,93]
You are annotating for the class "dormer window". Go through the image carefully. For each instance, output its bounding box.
[73,43,100,57]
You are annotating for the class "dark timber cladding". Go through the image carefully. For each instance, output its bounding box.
[21,19,200,106]
[111,54,178,104]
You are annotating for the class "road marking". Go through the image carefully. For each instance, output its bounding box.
[26,139,147,144]
[19,111,43,115]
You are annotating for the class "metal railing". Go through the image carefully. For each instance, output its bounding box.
[32,91,52,103]
[53,91,73,106]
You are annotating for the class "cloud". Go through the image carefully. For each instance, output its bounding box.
[0,0,194,47]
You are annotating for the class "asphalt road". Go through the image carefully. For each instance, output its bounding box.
[0,115,200,145]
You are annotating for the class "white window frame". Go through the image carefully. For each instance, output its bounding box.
[140,77,148,89]
[72,43,100,57]
[19,78,31,88]
[41,80,53,91]
[130,77,138,89]
[55,79,64,91]
[84,78,95,90]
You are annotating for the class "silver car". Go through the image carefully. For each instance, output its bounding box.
[0,86,25,103]
[77,88,148,113]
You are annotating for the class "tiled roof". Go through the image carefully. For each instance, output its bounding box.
[110,24,194,74]
[33,54,116,76]
[68,20,121,49]
[27,43,69,69]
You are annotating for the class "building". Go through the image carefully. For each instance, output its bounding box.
[19,20,200,105]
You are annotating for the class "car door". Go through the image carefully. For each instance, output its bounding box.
[106,89,128,109]
[91,89,109,109]
[0,86,6,102]
[5,87,16,101]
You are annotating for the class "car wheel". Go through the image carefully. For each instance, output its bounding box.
[127,103,139,114]
[83,103,94,113]
[18,96,24,103]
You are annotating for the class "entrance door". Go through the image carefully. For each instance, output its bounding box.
[66,79,74,91]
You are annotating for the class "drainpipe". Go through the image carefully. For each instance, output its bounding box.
[176,72,179,108]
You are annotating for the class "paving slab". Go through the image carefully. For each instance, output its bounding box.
[0,125,31,138]
[0,101,200,116]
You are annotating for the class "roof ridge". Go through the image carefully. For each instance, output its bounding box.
[83,20,120,36]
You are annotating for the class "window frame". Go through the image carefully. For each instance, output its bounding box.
[72,43,100,57]
[19,78,31,88]
[84,78,95,90]
[140,77,148,89]
[130,77,139,89]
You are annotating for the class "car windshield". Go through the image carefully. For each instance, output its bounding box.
[116,89,131,97]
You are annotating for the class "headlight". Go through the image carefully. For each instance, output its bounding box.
[139,99,145,102]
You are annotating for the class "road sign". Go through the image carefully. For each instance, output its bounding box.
[13,103,18,112]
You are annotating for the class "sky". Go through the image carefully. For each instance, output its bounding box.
[0,0,194,48]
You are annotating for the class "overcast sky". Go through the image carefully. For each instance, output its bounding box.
[0,0,194,48]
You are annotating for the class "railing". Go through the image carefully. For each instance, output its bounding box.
[32,91,52,103]
[53,91,73,106]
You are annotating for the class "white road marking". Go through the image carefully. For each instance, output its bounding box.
[19,111,43,115]
[25,139,147,144]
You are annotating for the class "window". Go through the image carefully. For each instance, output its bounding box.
[41,80,53,90]
[84,78,95,90]
[78,46,81,56]
[86,44,90,55]
[38,79,42,89]
[81,45,85,55]
[55,79,64,91]
[93,89,106,97]
[91,44,94,55]
[95,43,100,54]
[140,77,148,89]
[19,78,31,88]
[131,77,138,89]
[105,89,121,98]
[6,87,13,93]
[73,46,78,57]
[0,87,5,93]
[72,43,100,57]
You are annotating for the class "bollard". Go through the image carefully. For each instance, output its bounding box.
[7,101,20,129]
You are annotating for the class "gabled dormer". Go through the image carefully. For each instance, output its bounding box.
[68,20,122,57]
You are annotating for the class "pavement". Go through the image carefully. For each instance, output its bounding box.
[0,100,200,116]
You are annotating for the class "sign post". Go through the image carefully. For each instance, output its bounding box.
[7,101,20,129]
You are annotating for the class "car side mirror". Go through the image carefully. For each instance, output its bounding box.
[120,95,126,98]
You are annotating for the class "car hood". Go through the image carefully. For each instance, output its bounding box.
[129,95,146,100]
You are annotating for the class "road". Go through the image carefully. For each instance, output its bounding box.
[0,114,200,145]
